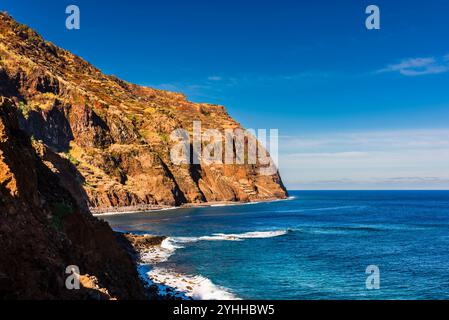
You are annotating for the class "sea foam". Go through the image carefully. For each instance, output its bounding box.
[143,267,240,300]
[139,237,181,264]
[173,229,289,243]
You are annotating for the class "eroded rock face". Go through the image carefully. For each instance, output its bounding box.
[0,12,288,211]
[0,98,146,299]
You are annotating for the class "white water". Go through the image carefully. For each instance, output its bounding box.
[145,267,240,300]
[173,230,288,243]
[139,237,181,264]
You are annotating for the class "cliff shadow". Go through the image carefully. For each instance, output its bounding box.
[17,101,74,153]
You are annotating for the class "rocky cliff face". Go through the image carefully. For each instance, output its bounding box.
[0,12,287,211]
[0,97,146,299]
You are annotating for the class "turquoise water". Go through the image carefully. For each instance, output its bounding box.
[101,191,449,299]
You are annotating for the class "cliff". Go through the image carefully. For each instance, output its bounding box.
[0,12,287,212]
[0,97,146,299]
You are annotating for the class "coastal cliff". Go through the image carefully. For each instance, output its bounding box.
[0,12,287,212]
[0,97,146,299]
[0,12,288,299]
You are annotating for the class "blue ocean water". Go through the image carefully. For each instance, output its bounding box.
[101,191,449,300]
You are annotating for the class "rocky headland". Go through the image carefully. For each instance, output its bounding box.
[0,12,287,213]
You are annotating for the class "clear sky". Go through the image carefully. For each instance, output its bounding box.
[2,0,449,189]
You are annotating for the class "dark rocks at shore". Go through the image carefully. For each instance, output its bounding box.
[115,233,166,260]
[114,233,176,300]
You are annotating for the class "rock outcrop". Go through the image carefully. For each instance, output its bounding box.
[0,97,146,299]
[0,12,287,212]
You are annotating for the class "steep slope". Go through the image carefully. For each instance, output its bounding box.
[0,97,146,299]
[0,12,287,212]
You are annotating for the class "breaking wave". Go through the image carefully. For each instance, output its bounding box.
[173,230,289,243]
[138,266,239,300]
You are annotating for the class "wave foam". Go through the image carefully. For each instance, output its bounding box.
[173,230,288,243]
[140,237,181,264]
[275,205,363,214]
[143,267,239,300]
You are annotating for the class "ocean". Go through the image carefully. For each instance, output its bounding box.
[100,191,449,300]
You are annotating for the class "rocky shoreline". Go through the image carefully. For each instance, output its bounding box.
[90,204,175,215]
[92,197,290,216]
[115,233,191,300]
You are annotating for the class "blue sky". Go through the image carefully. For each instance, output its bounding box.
[2,0,449,189]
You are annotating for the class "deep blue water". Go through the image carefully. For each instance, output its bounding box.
[101,191,449,299]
